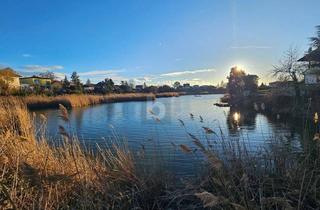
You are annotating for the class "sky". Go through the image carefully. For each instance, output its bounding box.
[0,0,319,85]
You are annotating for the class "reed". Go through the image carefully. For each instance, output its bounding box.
[20,93,156,109]
[0,98,154,209]
[155,92,180,98]
[1,97,319,209]
[10,92,179,109]
[183,125,320,209]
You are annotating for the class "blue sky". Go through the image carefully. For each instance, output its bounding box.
[0,0,319,85]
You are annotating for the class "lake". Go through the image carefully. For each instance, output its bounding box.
[34,94,305,177]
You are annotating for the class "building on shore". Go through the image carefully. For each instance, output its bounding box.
[0,67,21,88]
[83,84,95,92]
[20,76,52,88]
[135,85,144,92]
[304,67,320,85]
[299,48,320,86]
[269,81,296,96]
[51,80,63,91]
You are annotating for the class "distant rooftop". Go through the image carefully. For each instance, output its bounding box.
[20,75,51,80]
[0,67,21,77]
[298,48,320,62]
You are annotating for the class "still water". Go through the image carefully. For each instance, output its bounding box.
[34,94,304,176]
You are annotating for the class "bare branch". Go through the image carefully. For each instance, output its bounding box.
[272,46,304,82]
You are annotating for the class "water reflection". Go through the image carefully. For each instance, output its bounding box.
[106,103,115,120]
[232,112,240,126]
[73,108,84,130]
[227,107,257,134]
[33,95,308,176]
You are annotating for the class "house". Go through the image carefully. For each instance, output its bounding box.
[269,81,287,88]
[20,76,52,88]
[0,67,21,88]
[51,80,63,90]
[269,81,296,96]
[269,81,296,88]
[83,84,95,92]
[135,85,143,92]
[304,67,320,85]
[299,48,320,85]
[183,83,191,88]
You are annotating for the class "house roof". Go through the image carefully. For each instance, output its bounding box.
[0,67,21,77]
[20,76,51,80]
[83,84,95,87]
[298,48,320,62]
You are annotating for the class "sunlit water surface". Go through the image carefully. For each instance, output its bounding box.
[34,95,304,177]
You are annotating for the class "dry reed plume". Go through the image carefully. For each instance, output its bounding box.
[1,97,319,209]
[0,98,144,209]
[21,93,158,109]
[8,92,180,110]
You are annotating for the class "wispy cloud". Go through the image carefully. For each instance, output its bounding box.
[22,54,32,58]
[230,45,272,49]
[134,76,152,82]
[160,68,216,77]
[75,70,127,84]
[78,70,122,77]
[149,79,214,86]
[22,65,64,72]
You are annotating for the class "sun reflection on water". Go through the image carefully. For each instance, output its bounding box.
[233,112,240,124]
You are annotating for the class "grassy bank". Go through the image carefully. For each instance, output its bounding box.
[0,98,319,209]
[224,92,305,117]
[14,92,179,109]
[155,92,180,98]
[0,99,171,209]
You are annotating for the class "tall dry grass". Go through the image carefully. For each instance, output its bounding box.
[14,92,180,109]
[0,98,152,209]
[175,118,320,209]
[1,97,319,209]
[21,93,157,109]
[155,92,180,98]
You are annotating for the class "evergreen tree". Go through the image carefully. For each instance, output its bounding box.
[62,76,70,89]
[105,78,114,93]
[310,25,320,49]
[71,72,82,93]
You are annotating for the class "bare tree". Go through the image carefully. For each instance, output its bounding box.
[39,71,56,80]
[272,47,305,97]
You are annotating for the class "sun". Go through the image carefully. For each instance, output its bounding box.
[235,64,245,71]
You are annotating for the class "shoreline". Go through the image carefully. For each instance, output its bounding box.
[222,93,315,121]
[3,92,225,110]
[7,92,180,110]
[0,97,317,209]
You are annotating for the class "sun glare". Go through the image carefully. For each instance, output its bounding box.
[233,112,240,123]
[235,64,245,71]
